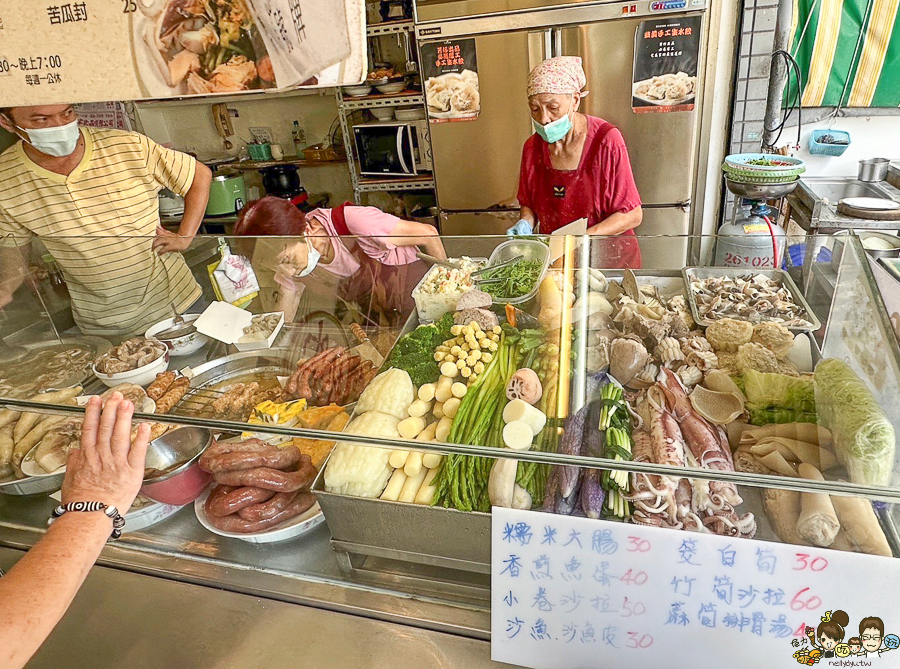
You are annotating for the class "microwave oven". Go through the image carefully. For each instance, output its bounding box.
[353,120,432,177]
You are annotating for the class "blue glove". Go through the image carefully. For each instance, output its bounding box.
[506,219,534,236]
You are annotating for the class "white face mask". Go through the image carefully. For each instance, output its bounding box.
[16,119,80,157]
[298,236,321,276]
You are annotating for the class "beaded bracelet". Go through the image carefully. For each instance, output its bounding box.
[48,501,126,541]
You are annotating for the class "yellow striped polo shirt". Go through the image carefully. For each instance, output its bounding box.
[0,127,201,336]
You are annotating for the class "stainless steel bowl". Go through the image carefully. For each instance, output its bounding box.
[724,177,800,199]
[0,469,65,496]
[142,427,212,485]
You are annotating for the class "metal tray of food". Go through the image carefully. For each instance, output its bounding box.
[682,266,822,332]
[0,336,111,399]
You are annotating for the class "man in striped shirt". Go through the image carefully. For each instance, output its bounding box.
[0,104,212,336]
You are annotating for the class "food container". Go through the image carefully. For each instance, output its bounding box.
[376,82,406,95]
[0,467,65,496]
[859,231,900,259]
[344,84,372,97]
[370,107,394,121]
[482,239,551,306]
[682,267,822,333]
[145,314,209,356]
[410,257,487,323]
[859,158,890,182]
[194,488,325,543]
[193,302,285,352]
[92,351,169,388]
[808,129,851,157]
[140,427,213,506]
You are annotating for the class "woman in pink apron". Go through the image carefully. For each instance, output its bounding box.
[512,56,643,269]
[234,196,446,325]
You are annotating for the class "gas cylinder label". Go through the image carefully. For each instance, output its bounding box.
[722,252,775,268]
[742,223,768,234]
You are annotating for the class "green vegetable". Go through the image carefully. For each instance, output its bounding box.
[384,313,454,386]
[814,358,895,486]
[479,259,543,300]
[742,369,817,425]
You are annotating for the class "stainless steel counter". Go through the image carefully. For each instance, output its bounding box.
[0,493,493,648]
[788,175,900,232]
[0,544,503,668]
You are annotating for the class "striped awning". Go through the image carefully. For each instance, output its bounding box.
[789,0,900,107]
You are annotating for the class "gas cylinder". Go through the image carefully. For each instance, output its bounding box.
[714,202,786,270]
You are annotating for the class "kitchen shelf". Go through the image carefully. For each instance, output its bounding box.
[339,92,425,110]
[366,20,415,36]
[219,158,345,171]
[356,176,435,193]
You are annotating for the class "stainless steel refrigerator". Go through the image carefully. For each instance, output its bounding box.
[414,0,707,268]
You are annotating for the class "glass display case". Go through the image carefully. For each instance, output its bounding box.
[1,232,899,649]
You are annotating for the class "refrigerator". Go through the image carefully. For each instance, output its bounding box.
[414,0,706,268]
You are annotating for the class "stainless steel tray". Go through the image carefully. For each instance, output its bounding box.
[0,470,65,496]
[682,266,822,333]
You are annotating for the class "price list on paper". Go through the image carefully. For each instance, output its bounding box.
[491,508,900,668]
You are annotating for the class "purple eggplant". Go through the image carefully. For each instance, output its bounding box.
[557,484,581,515]
[558,403,590,498]
[541,466,560,512]
[580,468,605,519]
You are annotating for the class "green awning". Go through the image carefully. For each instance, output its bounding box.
[788,0,900,107]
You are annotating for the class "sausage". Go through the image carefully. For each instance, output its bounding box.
[202,446,302,474]
[199,438,268,471]
[147,372,176,401]
[155,376,190,414]
[206,485,276,517]
[204,484,236,515]
[238,490,299,521]
[212,456,316,492]
[213,384,245,414]
[205,492,316,533]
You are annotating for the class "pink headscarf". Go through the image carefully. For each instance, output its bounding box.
[527,56,588,97]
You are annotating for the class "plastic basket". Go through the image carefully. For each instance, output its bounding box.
[808,129,851,157]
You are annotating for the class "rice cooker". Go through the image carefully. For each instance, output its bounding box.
[206,172,247,216]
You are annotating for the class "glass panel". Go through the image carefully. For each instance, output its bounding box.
[0,232,899,606]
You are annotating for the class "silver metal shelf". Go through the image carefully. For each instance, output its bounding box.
[366,20,415,36]
[340,93,425,110]
[356,177,436,193]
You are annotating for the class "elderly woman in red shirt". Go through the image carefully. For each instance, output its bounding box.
[511,56,643,268]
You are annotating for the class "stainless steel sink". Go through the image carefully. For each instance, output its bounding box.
[803,178,894,203]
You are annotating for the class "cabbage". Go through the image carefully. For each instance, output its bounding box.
[814,358,895,487]
[742,369,817,425]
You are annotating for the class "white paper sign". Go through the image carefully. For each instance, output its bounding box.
[492,508,900,668]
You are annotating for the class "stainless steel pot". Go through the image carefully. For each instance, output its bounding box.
[859,158,890,182]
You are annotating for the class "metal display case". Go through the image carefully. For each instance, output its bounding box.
[1,232,899,662]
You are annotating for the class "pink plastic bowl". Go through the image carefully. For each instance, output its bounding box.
[140,427,212,506]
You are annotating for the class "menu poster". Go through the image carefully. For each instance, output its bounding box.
[421,39,480,123]
[491,508,900,668]
[632,16,702,114]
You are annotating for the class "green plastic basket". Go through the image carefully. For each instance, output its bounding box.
[722,163,804,183]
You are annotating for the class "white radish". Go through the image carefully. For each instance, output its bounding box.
[503,420,534,451]
[388,449,410,469]
[512,484,533,510]
[407,399,432,418]
[502,399,547,435]
[435,415,453,442]
[416,422,438,441]
[432,401,445,419]
[442,397,461,419]
[451,382,467,398]
[398,466,429,503]
[381,468,408,501]
[439,362,458,378]
[434,376,454,402]
[422,453,442,469]
[404,450,424,477]
[417,383,436,402]
[398,416,426,439]
[488,458,518,507]
[414,468,439,505]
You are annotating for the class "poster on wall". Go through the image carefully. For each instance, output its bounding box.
[74,102,129,130]
[420,39,480,123]
[632,16,702,114]
[0,0,362,106]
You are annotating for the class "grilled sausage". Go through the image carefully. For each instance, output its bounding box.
[147,372,176,401]
[199,438,268,472]
[238,490,299,521]
[205,485,276,517]
[202,446,302,474]
[206,491,315,533]
[212,455,316,492]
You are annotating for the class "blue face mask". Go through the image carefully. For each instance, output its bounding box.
[532,113,572,144]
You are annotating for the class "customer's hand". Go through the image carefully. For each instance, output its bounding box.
[506,219,534,236]
[61,393,150,514]
[153,226,193,254]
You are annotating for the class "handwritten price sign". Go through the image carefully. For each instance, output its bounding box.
[491,508,900,668]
